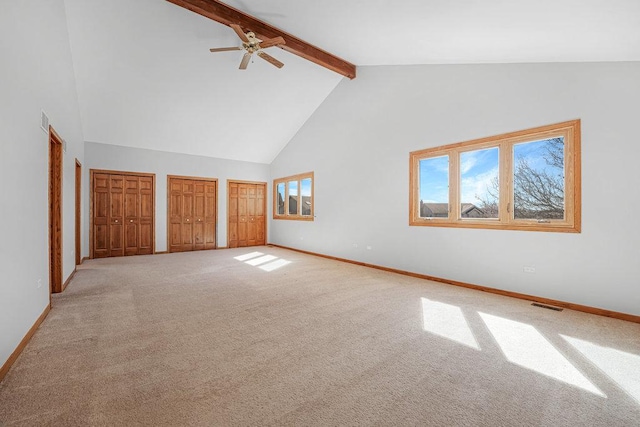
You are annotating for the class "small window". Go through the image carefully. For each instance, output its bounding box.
[273,172,314,221]
[460,146,499,219]
[513,138,565,220]
[301,177,312,216]
[410,120,580,232]
[419,155,450,219]
[276,182,285,215]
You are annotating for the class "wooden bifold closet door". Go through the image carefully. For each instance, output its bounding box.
[228,181,266,248]
[168,176,217,252]
[92,170,155,258]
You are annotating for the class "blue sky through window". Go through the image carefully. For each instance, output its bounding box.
[419,156,449,203]
[460,147,499,205]
[514,138,564,174]
[301,178,311,196]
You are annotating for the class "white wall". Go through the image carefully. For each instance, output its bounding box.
[84,142,270,252]
[270,62,640,317]
[0,1,85,367]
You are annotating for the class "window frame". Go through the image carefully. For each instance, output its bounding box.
[273,171,314,221]
[409,120,581,232]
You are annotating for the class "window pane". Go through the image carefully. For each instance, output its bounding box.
[513,137,565,220]
[460,147,499,219]
[276,182,285,215]
[301,178,312,216]
[288,180,298,215]
[419,156,449,218]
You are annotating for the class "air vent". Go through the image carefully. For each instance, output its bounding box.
[40,110,49,133]
[532,303,563,312]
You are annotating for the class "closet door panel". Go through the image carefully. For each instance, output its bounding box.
[228,183,239,248]
[237,185,248,247]
[109,175,125,257]
[193,182,206,250]
[255,184,265,245]
[138,176,154,255]
[181,181,194,250]
[124,177,139,256]
[93,173,110,258]
[169,179,183,252]
[92,171,155,259]
[246,185,257,246]
[205,182,217,249]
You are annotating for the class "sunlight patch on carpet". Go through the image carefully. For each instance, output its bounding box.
[421,298,480,350]
[480,312,605,397]
[561,335,640,404]
[260,259,292,272]
[246,255,278,266]
[234,252,264,261]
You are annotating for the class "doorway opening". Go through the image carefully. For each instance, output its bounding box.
[75,159,81,265]
[49,127,63,294]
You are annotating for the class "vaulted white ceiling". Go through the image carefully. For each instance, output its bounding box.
[63,0,640,164]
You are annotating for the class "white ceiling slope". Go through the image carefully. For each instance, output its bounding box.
[64,0,640,163]
[63,0,343,164]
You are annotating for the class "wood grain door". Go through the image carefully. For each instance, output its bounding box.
[109,175,125,257]
[168,176,217,252]
[238,184,249,247]
[255,184,265,245]
[124,176,139,256]
[49,128,63,294]
[228,183,239,248]
[246,184,257,246]
[93,173,110,258]
[181,180,194,251]
[169,178,183,252]
[193,181,206,250]
[139,176,154,255]
[228,181,266,248]
[204,181,217,249]
[91,170,155,258]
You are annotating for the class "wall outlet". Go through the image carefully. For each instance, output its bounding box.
[37,279,42,289]
[523,266,536,274]
[366,246,372,250]
[353,243,358,248]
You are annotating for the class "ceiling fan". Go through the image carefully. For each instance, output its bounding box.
[210,24,286,70]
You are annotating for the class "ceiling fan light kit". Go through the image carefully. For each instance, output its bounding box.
[210,23,286,70]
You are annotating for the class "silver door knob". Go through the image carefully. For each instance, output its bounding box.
[198,219,201,222]
[186,219,190,222]
[115,220,118,223]
[130,219,133,223]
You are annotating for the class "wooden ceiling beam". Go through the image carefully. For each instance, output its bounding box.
[166,0,356,79]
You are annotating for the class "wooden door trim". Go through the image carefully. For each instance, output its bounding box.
[167,175,218,182]
[90,169,156,259]
[167,175,218,252]
[226,179,267,248]
[75,159,82,265]
[49,126,63,294]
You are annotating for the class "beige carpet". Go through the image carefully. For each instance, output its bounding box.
[1,246,639,426]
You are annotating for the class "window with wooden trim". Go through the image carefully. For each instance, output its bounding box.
[410,120,581,232]
[273,172,314,220]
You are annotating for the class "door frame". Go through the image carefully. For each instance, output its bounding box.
[226,179,267,248]
[49,126,63,294]
[75,159,82,265]
[89,169,156,259]
[167,175,218,253]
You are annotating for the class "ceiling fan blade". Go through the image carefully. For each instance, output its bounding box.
[209,47,242,53]
[230,24,250,43]
[239,52,251,70]
[259,36,285,49]
[257,51,284,69]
